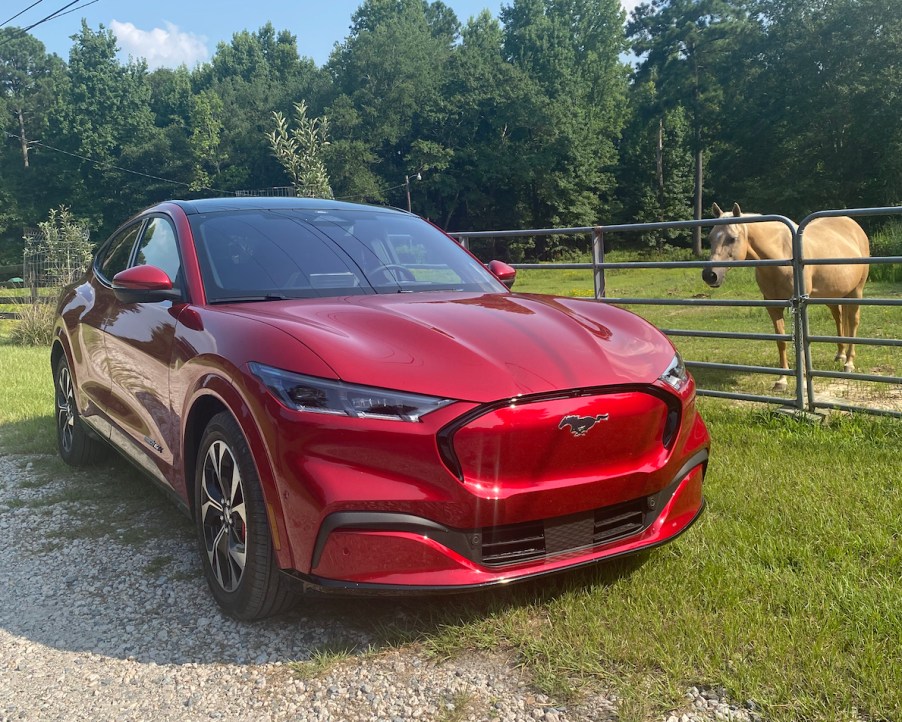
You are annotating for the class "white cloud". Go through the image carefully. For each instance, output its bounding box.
[111,20,208,70]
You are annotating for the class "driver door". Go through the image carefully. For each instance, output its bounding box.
[102,215,184,486]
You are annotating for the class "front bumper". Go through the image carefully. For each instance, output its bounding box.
[294,449,706,592]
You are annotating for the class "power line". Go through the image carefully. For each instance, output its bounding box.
[0,0,86,49]
[51,0,100,21]
[21,0,82,32]
[336,182,407,203]
[7,131,411,203]
[0,1,45,29]
[3,130,237,197]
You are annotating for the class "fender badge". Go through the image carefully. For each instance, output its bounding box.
[558,414,609,437]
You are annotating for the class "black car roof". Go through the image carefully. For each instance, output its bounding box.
[168,197,407,216]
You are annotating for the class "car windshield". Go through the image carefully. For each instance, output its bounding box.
[189,208,503,303]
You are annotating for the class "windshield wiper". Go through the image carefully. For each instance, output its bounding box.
[209,294,290,304]
[394,286,465,293]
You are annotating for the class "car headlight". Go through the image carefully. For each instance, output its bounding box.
[249,362,455,422]
[659,353,689,392]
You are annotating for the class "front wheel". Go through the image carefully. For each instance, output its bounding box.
[54,355,106,466]
[194,412,296,620]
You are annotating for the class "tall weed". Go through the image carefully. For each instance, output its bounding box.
[9,297,56,346]
[869,220,902,283]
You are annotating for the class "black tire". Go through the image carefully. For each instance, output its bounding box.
[54,355,107,466]
[194,412,297,620]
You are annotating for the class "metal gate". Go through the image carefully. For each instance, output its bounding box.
[453,206,902,419]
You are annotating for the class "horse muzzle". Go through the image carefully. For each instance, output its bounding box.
[702,268,725,288]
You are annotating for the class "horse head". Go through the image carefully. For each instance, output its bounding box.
[702,202,749,288]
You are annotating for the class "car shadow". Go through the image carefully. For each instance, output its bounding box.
[0,416,649,668]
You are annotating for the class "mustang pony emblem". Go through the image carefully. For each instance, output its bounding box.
[558,414,609,437]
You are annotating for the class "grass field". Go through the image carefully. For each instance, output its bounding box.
[1,271,900,721]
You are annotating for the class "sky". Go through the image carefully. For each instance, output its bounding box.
[17,0,642,70]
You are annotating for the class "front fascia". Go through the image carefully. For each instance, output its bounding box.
[272,377,707,577]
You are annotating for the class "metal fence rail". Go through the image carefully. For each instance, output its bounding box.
[454,206,902,419]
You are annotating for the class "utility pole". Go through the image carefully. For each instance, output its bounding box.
[405,171,422,212]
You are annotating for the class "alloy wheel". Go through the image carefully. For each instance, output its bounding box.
[200,440,248,592]
[56,365,76,454]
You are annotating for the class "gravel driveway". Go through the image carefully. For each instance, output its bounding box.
[0,445,756,722]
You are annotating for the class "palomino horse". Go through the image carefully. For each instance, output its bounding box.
[703,203,870,391]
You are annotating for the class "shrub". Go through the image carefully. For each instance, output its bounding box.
[11,206,90,347]
[10,298,56,346]
[869,220,902,283]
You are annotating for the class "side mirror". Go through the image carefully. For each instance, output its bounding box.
[112,265,182,303]
[487,260,516,289]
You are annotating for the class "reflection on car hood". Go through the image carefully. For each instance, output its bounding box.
[225,292,676,402]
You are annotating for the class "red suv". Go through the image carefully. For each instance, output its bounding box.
[53,198,709,620]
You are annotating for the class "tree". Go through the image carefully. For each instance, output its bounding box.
[48,22,158,232]
[148,65,192,129]
[0,28,64,169]
[618,78,693,248]
[188,89,226,191]
[195,23,329,192]
[60,22,154,164]
[267,101,333,198]
[0,29,66,253]
[31,205,93,287]
[628,0,746,254]
[326,0,459,204]
[426,10,542,232]
[712,0,902,215]
[497,0,629,254]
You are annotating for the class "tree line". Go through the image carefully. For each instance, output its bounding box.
[1,0,899,263]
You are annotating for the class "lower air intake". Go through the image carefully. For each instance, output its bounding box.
[479,498,648,567]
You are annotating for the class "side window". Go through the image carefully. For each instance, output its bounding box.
[135,217,181,287]
[97,223,142,282]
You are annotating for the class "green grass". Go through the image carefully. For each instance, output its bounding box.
[1,276,900,721]
[0,287,58,317]
[869,220,902,283]
[0,342,55,454]
[378,404,902,721]
[287,643,364,678]
[0,331,192,548]
[435,691,478,722]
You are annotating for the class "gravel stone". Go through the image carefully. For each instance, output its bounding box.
[0,449,775,722]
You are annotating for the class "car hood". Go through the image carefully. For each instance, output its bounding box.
[224,292,676,402]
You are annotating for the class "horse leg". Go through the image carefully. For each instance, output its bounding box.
[828,304,846,364]
[766,307,789,391]
[842,298,863,373]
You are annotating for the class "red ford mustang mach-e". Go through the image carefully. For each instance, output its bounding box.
[52,198,709,620]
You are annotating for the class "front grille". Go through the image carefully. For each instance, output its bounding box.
[594,505,645,544]
[481,522,546,566]
[479,498,648,567]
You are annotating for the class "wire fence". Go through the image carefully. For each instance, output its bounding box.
[1,225,92,319]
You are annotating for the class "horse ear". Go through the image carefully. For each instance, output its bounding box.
[732,203,742,217]
[712,202,723,217]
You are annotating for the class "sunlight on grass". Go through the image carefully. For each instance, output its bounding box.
[411,402,902,721]
[0,341,54,454]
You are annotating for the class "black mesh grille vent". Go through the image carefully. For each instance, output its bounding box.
[479,498,648,567]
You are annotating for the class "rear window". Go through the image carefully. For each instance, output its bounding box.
[189,208,502,303]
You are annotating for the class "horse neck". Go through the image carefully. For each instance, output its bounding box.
[744,221,792,260]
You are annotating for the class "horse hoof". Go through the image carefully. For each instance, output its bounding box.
[772,380,788,393]
[844,363,855,374]
[834,353,847,364]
